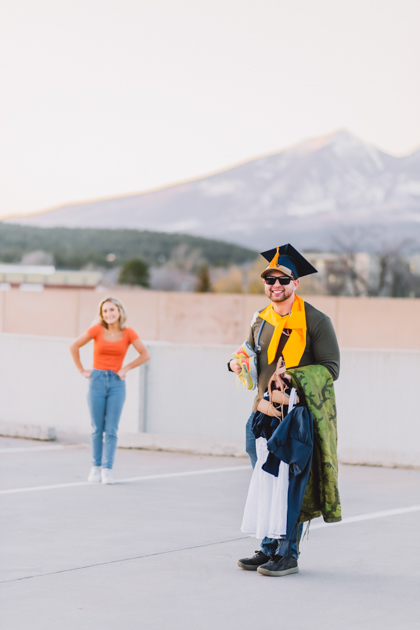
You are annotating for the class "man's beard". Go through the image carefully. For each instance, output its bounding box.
[270,288,293,302]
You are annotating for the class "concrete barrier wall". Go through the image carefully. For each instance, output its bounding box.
[0,333,419,468]
[1,288,420,349]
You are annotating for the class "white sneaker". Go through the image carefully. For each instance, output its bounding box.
[88,466,101,482]
[101,468,115,485]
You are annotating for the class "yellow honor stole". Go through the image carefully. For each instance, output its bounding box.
[258,294,307,367]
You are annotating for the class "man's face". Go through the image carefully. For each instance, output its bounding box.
[263,270,299,303]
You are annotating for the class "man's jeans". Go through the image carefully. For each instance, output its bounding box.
[88,369,126,469]
[246,410,303,559]
[261,525,304,560]
[245,412,257,468]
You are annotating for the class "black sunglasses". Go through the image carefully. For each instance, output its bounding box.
[264,275,293,285]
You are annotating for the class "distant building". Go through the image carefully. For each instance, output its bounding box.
[0,265,102,290]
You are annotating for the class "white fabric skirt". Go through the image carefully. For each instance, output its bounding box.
[241,437,289,539]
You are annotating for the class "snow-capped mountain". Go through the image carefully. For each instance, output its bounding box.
[6,130,420,250]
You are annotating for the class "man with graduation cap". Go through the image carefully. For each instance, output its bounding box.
[229,244,340,576]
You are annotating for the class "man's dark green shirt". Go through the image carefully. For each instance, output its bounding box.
[247,300,340,411]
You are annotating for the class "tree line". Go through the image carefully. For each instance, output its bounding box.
[0,223,257,270]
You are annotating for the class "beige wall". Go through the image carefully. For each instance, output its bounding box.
[1,288,419,348]
[1,334,419,467]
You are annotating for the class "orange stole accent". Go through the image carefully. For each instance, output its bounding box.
[258,295,307,366]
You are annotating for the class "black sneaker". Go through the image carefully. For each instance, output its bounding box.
[257,555,299,576]
[237,550,271,571]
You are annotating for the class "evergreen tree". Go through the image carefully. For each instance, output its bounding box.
[118,258,150,287]
[196,263,211,292]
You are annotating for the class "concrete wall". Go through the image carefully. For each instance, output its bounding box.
[0,333,419,468]
[1,287,420,349]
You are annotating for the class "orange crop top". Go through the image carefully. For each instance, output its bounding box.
[87,324,139,373]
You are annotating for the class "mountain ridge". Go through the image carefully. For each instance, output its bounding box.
[5,130,420,250]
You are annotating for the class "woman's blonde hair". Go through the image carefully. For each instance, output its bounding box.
[96,297,127,329]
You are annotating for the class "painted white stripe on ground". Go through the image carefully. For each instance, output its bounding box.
[0,445,65,454]
[2,462,419,528]
[0,465,252,496]
[118,466,251,484]
[310,505,420,529]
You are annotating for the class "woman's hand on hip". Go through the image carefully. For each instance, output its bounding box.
[117,367,128,380]
[80,369,92,379]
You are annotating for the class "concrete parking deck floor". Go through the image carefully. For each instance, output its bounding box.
[1,436,420,630]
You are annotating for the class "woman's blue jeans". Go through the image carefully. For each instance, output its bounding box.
[245,410,303,559]
[88,369,126,469]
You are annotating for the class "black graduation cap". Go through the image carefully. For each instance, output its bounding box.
[260,244,318,279]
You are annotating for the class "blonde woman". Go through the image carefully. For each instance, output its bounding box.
[70,297,150,484]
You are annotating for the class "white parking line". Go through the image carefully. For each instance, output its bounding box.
[0,445,65,454]
[2,466,419,530]
[0,465,252,495]
[310,504,420,529]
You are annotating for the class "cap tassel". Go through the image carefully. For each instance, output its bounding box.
[267,247,280,270]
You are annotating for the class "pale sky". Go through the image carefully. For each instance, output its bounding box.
[1,0,420,217]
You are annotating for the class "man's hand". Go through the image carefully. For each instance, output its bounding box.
[229,359,242,375]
